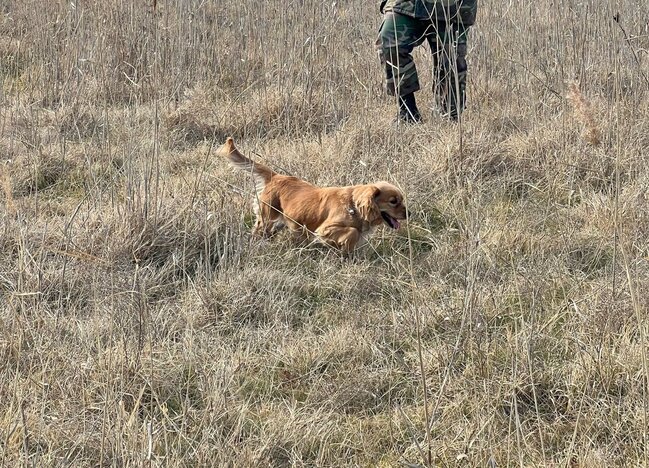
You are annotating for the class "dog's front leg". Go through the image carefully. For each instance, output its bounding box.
[316,225,361,254]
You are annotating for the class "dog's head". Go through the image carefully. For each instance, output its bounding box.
[353,181,408,229]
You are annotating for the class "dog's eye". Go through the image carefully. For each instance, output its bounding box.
[389,198,398,206]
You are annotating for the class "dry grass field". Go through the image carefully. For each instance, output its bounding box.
[1,0,649,466]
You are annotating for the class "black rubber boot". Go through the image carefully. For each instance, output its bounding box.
[398,93,422,124]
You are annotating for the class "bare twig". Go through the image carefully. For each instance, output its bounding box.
[613,13,649,88]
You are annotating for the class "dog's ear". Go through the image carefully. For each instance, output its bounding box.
[353,185,380,222]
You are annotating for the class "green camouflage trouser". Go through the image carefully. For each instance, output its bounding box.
[376,11,470,119]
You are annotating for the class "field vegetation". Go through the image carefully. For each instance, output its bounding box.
[1,0,649,466]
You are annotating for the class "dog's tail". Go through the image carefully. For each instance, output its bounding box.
[218,137,275,188]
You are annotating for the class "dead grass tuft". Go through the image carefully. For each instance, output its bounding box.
[9,152,78,195]
[165,84,345,147]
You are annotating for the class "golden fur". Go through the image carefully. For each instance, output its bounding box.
[219,137,408,252]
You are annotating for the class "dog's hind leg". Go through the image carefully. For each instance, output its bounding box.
[253,199,284,238]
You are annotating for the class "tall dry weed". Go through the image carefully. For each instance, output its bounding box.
[566,80,602,146]
[0,164,15,216]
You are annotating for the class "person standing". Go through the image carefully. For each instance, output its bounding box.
[376,0,478,123]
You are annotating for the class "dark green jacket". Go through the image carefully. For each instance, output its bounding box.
[383,0,478,26]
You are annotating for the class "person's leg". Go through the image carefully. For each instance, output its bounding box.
[427,23,469,121]
[376,12,430,123]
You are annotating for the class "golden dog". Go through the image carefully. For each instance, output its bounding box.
[219,137,407,252]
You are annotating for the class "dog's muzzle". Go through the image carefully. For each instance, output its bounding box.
[381,212,401,229]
